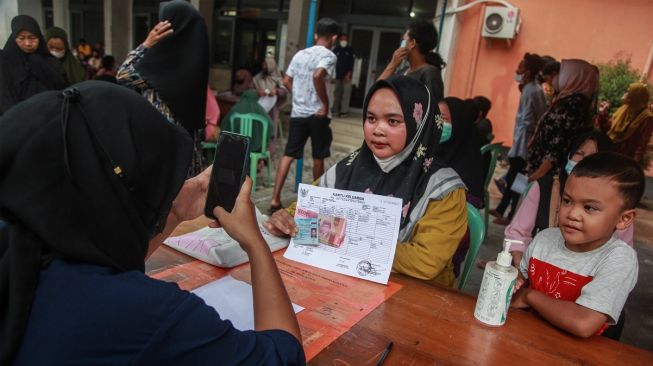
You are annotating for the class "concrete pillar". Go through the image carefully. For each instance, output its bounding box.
[53,0,71,35]
[285,0,311,68]
[190,0,214,62]
[103,0,132,62]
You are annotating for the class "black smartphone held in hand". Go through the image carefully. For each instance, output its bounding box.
[204,132,251,218]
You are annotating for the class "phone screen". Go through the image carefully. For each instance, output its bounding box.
[205,132,250,218]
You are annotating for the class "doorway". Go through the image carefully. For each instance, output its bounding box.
[349,26,403,109]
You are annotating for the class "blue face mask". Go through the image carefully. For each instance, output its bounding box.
[440,122,452,143]
[564,159,577,175]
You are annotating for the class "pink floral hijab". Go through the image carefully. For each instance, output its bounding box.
[318,76,465,235]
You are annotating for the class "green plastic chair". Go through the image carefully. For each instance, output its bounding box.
[227,112,271,192]
[201,141,217,164]
[480,142,503,236]
[458,202,486,290]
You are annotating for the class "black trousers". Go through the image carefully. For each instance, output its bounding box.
[495,157,527,219]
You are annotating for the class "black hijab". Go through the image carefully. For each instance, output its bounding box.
[0,81,193,363]
[135,0,209,133]
[320,76,464,239]
[0,15,68,114]
[436,97,485,200]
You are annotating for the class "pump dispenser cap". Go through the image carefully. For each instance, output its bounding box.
[497,239,521,267]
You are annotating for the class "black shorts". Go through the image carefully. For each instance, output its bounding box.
[284,115,332,159]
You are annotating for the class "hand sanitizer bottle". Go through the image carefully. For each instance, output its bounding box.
[474,239,521,326]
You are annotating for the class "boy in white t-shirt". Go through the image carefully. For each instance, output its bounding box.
[269,18,339,212]
[511,152,643,338]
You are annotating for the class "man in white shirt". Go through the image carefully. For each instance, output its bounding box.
[270,18,339,212]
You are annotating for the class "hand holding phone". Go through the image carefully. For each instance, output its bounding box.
[204,132,250,218]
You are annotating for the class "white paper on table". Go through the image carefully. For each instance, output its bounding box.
[164,208,290,268]
[257,95,277,112]
[193,276,304,331]
[510,173,529,194]
[284,184,403,284]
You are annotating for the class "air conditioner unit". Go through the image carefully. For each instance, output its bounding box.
[482,6,520,39]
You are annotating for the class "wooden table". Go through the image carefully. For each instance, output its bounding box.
[147,218,653,366]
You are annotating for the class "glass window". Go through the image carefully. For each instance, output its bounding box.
[352,0,410,17]
[213,17,234,65]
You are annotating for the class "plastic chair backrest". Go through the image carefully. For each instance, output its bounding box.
[458,202,486,290]
[480,142,503,192]
[228,112,269,153]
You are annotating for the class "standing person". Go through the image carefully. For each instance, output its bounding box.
[0,15,68,114]
[269,18,339,212]
[599,83,653,167]
[378,19,445,102]
[75,38,92,60]
[0,81,304,365]
[117,0,209,177]
[45,26,86,84]
[331,34,355,117]
[527,59,598,182]
[490,53,547,225]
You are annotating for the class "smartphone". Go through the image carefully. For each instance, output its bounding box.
[204,132,251,218]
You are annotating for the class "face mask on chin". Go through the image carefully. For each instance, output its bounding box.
[439,122,453,143]
[50,50,65,59]
[514,73,523,83]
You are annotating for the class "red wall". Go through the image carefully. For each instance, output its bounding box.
[447,0,653,146]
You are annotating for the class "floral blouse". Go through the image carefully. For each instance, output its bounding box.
[527,93,593,174]
[117,44,204,176]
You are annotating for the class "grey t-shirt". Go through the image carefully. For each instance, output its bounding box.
[520,228,638,323]
[404,64,444,103]
[508,81,547,160]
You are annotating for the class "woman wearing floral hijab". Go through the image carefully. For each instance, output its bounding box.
[528,59,598,181]
[266,76,468,286]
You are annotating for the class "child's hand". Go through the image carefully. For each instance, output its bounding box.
[511,288,531,309]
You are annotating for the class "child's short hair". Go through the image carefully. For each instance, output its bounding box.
[472,96,491,118]
[316,18,339,38]
[571,152,645,209]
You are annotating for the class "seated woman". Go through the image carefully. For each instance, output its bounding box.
[505,130,633,268]
[0,81,303,365]
[265,76,468,286]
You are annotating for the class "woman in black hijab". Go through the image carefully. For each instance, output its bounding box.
[0,81,302,364]
[0,15,68,114]
[118,0,209,177]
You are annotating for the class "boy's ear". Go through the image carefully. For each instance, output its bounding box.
[615,208,636,231]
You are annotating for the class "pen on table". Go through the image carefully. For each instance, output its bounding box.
[375,341,393,366]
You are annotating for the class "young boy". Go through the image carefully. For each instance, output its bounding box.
[511,152,643,338]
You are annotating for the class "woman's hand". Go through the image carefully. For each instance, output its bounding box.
[263,209,297,238]
[598,100,611,115]
[169,165,212,223]
[143,21,173,48]
[211,177,265,252]
[389,47,409,69]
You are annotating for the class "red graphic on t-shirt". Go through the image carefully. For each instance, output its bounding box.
[528,257,609,335]
[528,257,593,300]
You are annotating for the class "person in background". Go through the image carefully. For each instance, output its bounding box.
[269,17,339,213]
[95,55,117,83]
[331,33,355,117]
[0,15,68,114]
[0,81,304,365]
[527,59,598,183]
[233,68,255,96]
[204,86,220,142]
[511,152,642,339]
[87,50,102,72]
[379,19,445,102]
[597,83,653,167]
[76,38,92,60]
[45,26,86,84]
[436,97,485,278]
[489,53,547,225]
[266,76,467,286]
[253,55,287,115]
[471,95,493,146]
[118,0,209,177]
[540,59,560,104]
[93,41,104,57]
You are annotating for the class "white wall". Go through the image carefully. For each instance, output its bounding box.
[0,0,19,47]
